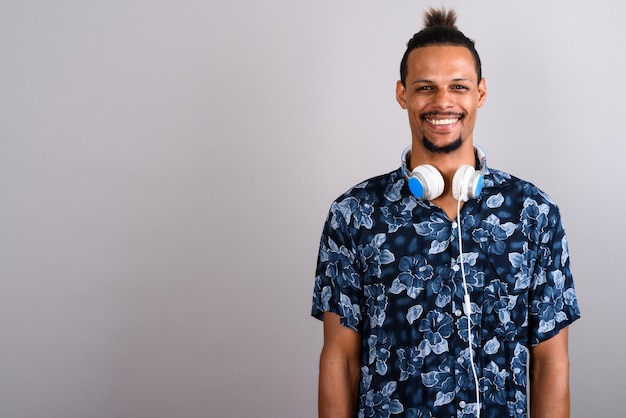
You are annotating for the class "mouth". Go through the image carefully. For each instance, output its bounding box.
[426,117,459,126]
[421,113,465,130]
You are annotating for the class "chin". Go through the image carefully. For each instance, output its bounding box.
[422,136,463,154]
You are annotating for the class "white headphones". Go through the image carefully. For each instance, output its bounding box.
[401,145,487,202]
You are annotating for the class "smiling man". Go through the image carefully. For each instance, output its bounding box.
[312,8,580,418]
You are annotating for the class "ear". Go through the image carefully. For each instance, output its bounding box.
[396,80,407,109]
[477,78,487,108]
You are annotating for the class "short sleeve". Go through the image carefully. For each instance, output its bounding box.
[311,202,364,332]
[528,204,581,345]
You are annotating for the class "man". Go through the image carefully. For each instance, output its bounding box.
[311,8,580,418]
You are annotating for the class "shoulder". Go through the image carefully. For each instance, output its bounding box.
[484,167,560,209]
[482,167,567,244]
[331,168,406,208]
[324,168,406,232]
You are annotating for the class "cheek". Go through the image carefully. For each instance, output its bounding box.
[461,113,478,130]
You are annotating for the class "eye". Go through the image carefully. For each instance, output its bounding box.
[452,85,469,90]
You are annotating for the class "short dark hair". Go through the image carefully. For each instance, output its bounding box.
[399,8,482,86]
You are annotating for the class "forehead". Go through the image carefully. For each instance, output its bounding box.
[405,45,478,82]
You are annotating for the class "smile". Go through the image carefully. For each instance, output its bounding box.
[426,118,459,126]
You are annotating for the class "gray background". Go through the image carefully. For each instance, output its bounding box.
[1,1,621,417]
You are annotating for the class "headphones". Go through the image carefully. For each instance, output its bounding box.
[401,145,487,202]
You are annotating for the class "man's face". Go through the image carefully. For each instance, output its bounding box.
[396,45,487,153]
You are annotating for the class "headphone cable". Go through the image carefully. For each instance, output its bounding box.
[457,198,481,417]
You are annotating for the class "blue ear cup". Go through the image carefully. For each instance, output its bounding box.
[408,164,445,200]
[452,164,484,202]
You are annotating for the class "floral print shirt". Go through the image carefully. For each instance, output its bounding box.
[311,165,580,418]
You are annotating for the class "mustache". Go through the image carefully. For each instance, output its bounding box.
[420,111,466,119]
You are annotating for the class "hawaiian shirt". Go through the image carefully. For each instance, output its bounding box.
[311,165,580,418]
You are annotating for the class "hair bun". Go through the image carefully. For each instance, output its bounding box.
[423,7,458,29]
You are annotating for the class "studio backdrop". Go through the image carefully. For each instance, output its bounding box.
[0,1,622,417]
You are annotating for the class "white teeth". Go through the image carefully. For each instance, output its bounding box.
[428,118,458,125]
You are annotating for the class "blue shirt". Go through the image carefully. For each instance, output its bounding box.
[311,164,580,418]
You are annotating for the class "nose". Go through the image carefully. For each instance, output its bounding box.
[432,89,454,109]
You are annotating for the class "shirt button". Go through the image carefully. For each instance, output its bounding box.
[452,221,458,228]
[455,309,463,317]
[452,265,460,272]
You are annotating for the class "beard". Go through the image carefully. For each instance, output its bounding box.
[422,135,463,154]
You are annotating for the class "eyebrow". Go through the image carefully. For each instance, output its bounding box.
[410,77,474,85]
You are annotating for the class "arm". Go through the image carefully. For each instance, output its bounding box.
[530,327,571,418]
[319,312,361,418]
